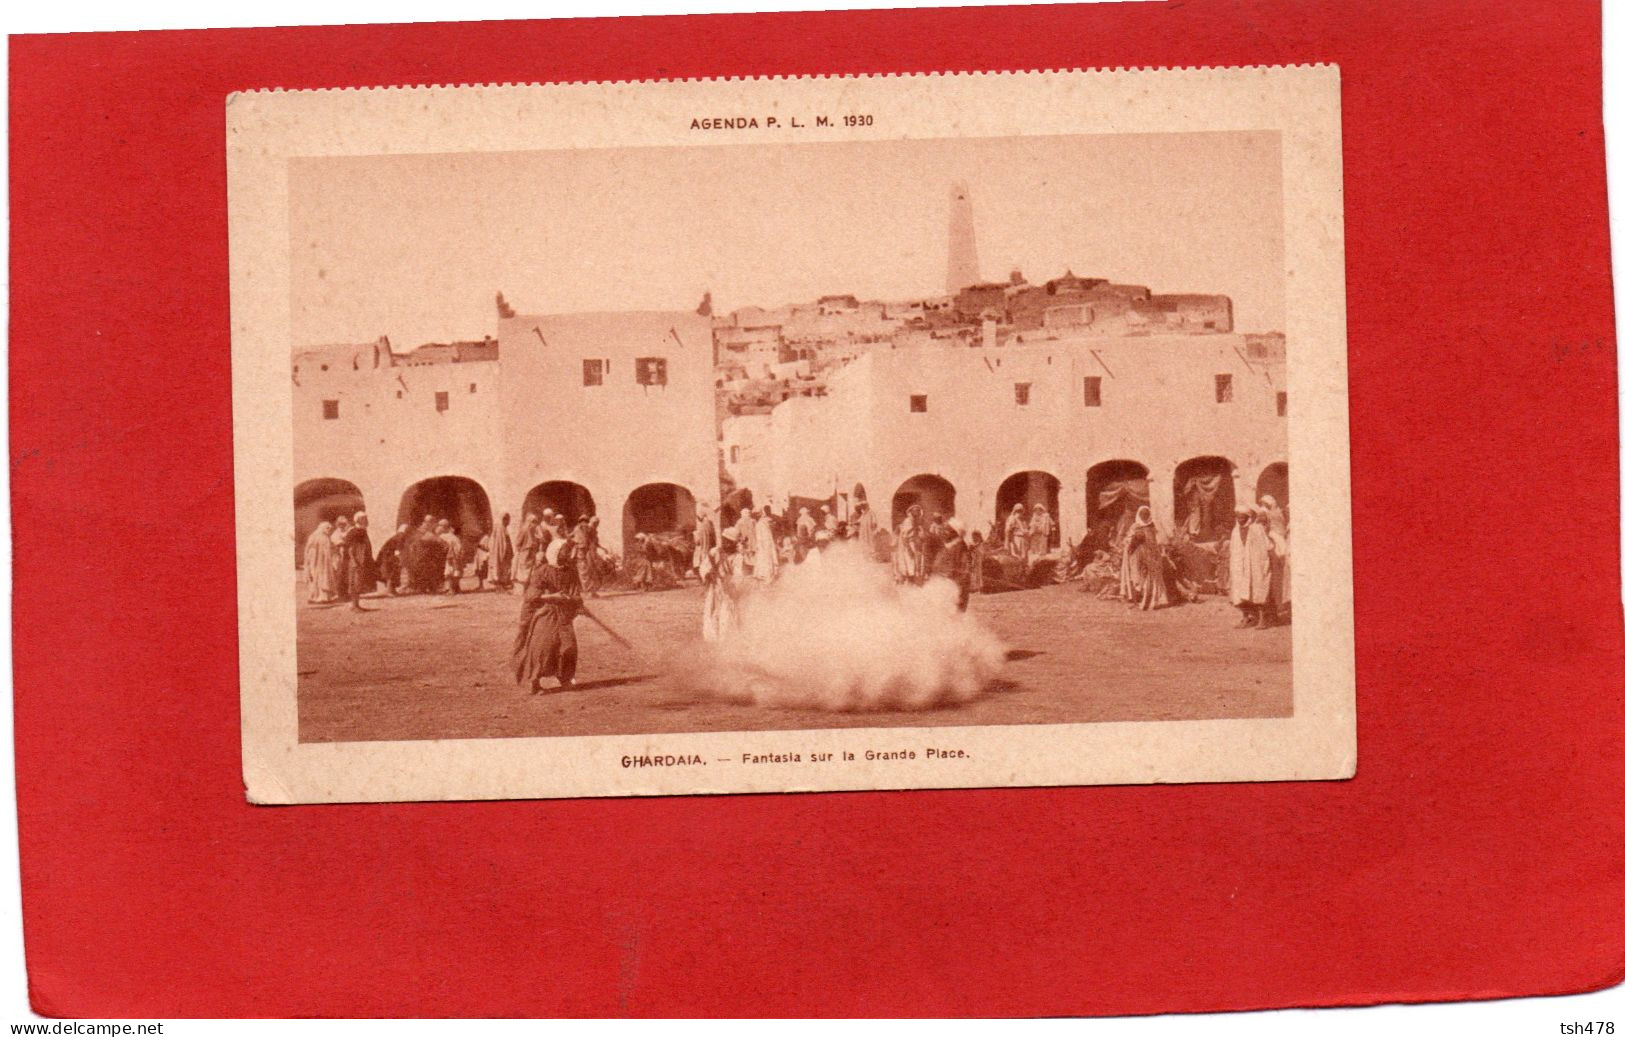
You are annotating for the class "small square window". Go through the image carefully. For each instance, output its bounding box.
[1014,382,1031,406]
[435,391,449,413]
[730,446,740,463]
[1276,391,1287,417]
[322,399,339,420]
[635,357,668,386]
[468,382,477,394]
[583,359,604,386]
[1215,374,1234,403]
[909,394,928,413]
[1084,377,1102,407]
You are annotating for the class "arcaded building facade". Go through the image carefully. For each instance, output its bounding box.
[293,266,1286,565]
[721,330,1288,548]
[292,310,717,562]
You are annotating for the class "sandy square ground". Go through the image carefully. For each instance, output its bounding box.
[296,573,1292,742]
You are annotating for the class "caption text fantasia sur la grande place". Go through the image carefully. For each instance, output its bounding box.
[621,747,969,767]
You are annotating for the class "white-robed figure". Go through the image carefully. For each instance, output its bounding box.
[892,504,924,584]
[753,507,779,583]
[734,509,756,576]
[1265,504,1291,617]
[1004,503,1030,563]
[1228,506,1255,625]
[303,520,336,603]
[1029,503,1055,555]
[693,502,718,580]
[702,527,744,643]
[1259,494,1287,537]
[1229,505,1274,627]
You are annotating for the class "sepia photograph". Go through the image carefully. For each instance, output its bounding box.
[292,131,1292,738]
[230,69,1352,800]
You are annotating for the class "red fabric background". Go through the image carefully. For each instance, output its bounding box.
[10,0,1623,1018]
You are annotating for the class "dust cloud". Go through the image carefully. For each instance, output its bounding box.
[704,543,1007,711]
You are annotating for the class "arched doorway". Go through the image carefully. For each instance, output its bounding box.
[294,478,364,567]
[891,474,955,529]
[995,471,1062,551]
[397,476,493,556]
[623,483,698,555]
[1257,462,1289,514]
[1084,460,1149,554]
[522,481,596,528]
[1173,456,1236,542]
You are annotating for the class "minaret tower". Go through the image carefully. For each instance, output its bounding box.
[946,181,981,294]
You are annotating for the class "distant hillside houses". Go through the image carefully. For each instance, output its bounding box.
[711,269,1243,415]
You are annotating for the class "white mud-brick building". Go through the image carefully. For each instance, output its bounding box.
[720,329,1289,550]
[292,336,502,563]
[496,310,717,555]
[292,310,718,563]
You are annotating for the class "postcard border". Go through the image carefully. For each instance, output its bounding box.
[228,66,1353,803]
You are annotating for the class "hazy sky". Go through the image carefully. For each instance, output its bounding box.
[289,131,1283,349]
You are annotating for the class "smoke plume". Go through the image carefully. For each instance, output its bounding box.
[704,543,1006,711]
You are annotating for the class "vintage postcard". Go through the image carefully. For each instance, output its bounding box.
[228,66,1353,803]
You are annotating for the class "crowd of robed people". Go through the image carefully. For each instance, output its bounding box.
[694,497,1044,642]
[1066,495,1291,625]
[695,492,1172,647]
[301,512,383,611]
[695,498,884,643]
[301,506,624,695]
[505,492,1290,697]
[301,507,611,610]
[303,489,1291,697]
[719,489,1293,629]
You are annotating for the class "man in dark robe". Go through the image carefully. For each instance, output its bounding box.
[967,530,987,593]
[923,513,948,578]
[492,512,515,589]
[628,533,655,591]
[1121,506,1171,610]
[405,515,445,594]
[512,539,583,693]
[513,513,540,588]
[342,511,375,611]
[377,523,409,594]
[936,518,973,611]
[572,515,601,597]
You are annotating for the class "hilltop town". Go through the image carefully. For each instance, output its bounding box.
[708,269,1285,419]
